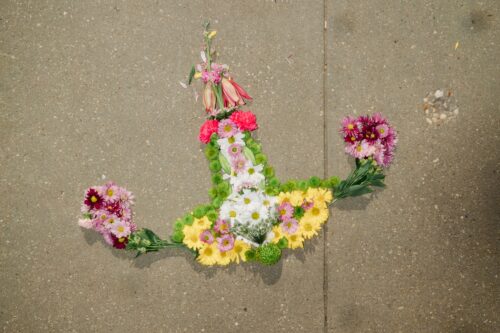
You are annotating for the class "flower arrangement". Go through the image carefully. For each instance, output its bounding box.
[78,25,397,266]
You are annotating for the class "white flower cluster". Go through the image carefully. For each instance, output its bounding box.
[217,134,277,245]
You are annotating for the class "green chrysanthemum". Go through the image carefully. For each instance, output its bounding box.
[256,243,282,265]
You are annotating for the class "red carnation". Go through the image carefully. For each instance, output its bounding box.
[230,111,258,132]
[199,119,219,144]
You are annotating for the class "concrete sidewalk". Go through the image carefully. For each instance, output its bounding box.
[0,1,498,332]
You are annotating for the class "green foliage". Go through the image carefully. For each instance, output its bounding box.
[126,228,187,257]
[211,197,223,208]
[208,187,218,199]
[218,153,231,174]
[334,160,385,199]
[297,180,308,191]
[187,65,195,85]
[256,244,282,265]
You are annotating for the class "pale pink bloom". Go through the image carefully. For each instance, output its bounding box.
[217,234,235,252]
[214,219,230,234]
[218,119,238,138]
[78,218,93,229]
[227,144,242,158]
[200,230,215,244]
[278,202,294,221]
[231,156,248,173]
[281,219,299,235]
[110,220,131,238]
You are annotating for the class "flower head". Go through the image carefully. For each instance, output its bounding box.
[214,219,230,234]
[110,220,131,238]
[199,119,219,144]
[230,110,258,132]
[218,119,238,138]
[199,230,214,244]
[227,144,242,158]
[277,202,294,221]
[84,187,104,210]
[203,82,216,113]
[217,234,235,252]
[281,218,299,235]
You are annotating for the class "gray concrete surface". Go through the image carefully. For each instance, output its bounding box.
[0,0,498,332]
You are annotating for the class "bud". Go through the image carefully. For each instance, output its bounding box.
[208,31,217,39]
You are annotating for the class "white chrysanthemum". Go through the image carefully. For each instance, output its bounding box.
[219,201,240,223]
[217,133,245,154]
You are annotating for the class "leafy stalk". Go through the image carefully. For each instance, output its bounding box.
[126,228,194,258]
[333,159,386,200]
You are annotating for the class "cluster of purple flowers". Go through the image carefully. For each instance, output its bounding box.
[79,182,137,249]
[341,113,397,167]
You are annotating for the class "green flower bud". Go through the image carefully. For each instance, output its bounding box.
[276,237,288,249]
[257,244,282,265]
[138,247,147,254]
[206,209,218,222]
[183,214,194,225]
[209,160,222,172]
[171,230,184,243]
[294,206,305,219]
[211,173,223,185]
[244,249,257,261]
[212,197,223,208]
[205,146,219,160]
[255,153,267,165]
[308,176,321,188]
[208,187,218,199]
[174,219,184,231]
[297,180,308,191]
[264,166,275,178]
[193,205,208,219]
[267,177,280,188]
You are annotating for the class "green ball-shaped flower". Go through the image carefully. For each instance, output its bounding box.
[257,244,282,265]
[171,230,184,243]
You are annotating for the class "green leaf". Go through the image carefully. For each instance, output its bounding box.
[187,65,195,85]
[243,147,256,164]
[219,153,231,174]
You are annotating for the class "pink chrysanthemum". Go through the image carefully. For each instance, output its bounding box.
[281,218,299,235]
[217,234,235,252]
[214,219,230,234]
[346,140,374,159]
[302,201,314,211]
[278,202,294,221]
[228,144,242,159]
[102,182,119,202]
[232,156,248,173]
[218,119,238,138]
[376,124,389,139]
[200,230,215,244]
[110,220,131,238]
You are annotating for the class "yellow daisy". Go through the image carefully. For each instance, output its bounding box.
[197,243,219,266]
[277,192,292,204]
[272,225,284,243]
[286,232,304,249]
[182,224,204,250]
[233,240,251,263]
[290,190,305,206]
[302,203,329,225]
[300,218,322,239]
[192,216,211,230]
[305,188,333,208]
[216,249,234,266]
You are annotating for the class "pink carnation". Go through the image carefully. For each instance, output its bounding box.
[199,119,219,144]
[230,111,258,131]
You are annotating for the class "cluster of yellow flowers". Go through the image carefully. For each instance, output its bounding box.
[181,187,333,266]
[272,187,333,249]
[182,216,251,266]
